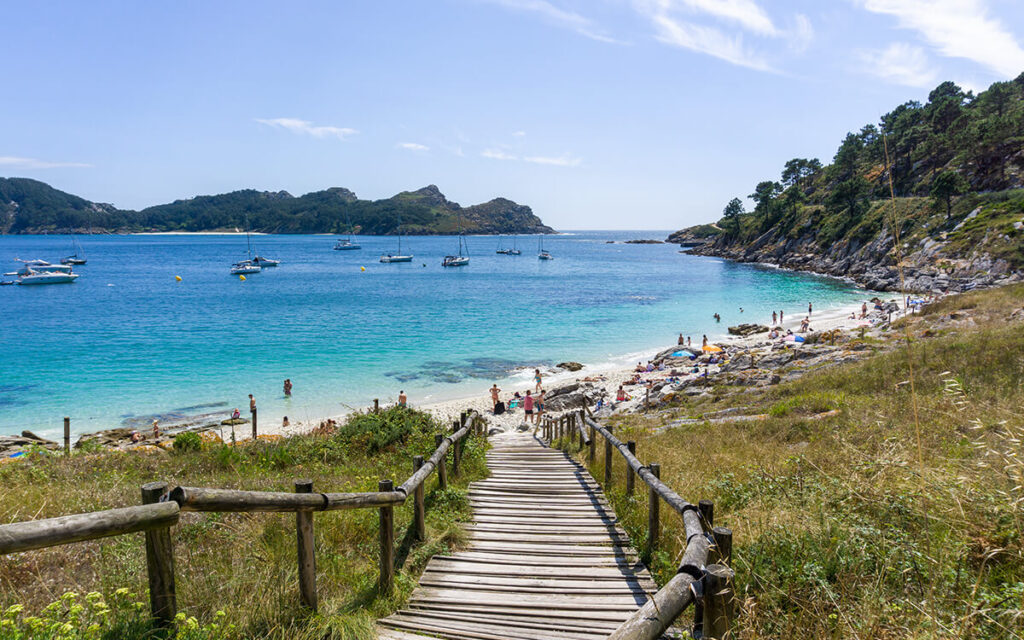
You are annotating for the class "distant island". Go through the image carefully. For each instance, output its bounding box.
[668,74,1024,293]
[0,180,555,235]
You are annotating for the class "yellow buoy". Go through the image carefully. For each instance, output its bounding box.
[239,275,246,281]
[174,275,182,281]
[360,266,366,272]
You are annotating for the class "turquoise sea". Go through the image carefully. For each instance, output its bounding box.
[1,232,868,439]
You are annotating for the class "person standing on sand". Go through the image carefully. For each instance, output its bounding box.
[687,336,692,347]
[533,369,542,392]
[808,302,813,316]
[702,335,708,348]
[772,311,777,325]
[678,333,685,345]
[523,390,535,424]
[152,420,160,440]
[536,389,546,421]
[398,390,407,407]
[283,379,292,397]
[780,310,784,324]
[490,384,501,411]
[861,302,868,318]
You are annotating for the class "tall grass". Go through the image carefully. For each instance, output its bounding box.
[577,284,1024,639]
[0,407,488,639]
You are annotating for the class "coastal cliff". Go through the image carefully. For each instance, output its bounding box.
[668,75,1024,293]
[0,179,554,235]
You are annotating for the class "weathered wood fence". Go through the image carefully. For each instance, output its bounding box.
[540,409,736,640]
[0,410,484,626]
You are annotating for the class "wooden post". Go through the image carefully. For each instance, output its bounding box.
[378,479,395,596]
[626,441,636,496]
[63,417,70,456]
[703,564,736,640]
[435,434,448,491]
[645,386,650,411]
[588,425,596,464]
[451,420,461,476]
[412,456,426,541]
[374,398,379,414]
[699,499,714,530]
[295,479,317,610]
[604,426,614,487]
[141,482,176,625]
[712,526,733,565]
[646,463,660,559]
[251,408,258,440]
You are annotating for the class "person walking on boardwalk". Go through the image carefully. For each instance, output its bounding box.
[283,378,292,396]
[398,390,407,407]
[490,384,501,411]
[533,369,542,392]
[523,390,535,424]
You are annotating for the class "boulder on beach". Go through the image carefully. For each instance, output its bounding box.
[556,361,584,372]
[1,431,61,457]
[727,323,769,337]
[545,382,607,411]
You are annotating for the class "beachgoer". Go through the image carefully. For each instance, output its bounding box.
[523,390,535,423]
[861,302,868,318]
[713,313,721,322]
[536,390,545,419]
[687,336,691,346]
[635,362,645,372]
[130,430,142,443]
[249,394,256,412]
[282,416,290,428]
[398,390,407,407]
[678,333,685,345]
[533,369,542,392]
[616,386,627,402]
[739,307,744,313]
[772,311,777,325]
[780,310,784,324]
[702,335,708,348]
[283,379,292,396]
[152,420,160,439]
[808,302,813,315]
[231,408,240,420]
[645,361,654,372]
[490,384,501,410]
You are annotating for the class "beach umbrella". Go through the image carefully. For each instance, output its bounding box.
[703,345,724,353]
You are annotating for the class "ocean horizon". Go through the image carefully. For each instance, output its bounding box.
[1,231,869,440]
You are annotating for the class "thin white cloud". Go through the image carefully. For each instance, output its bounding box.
[254,117,357,140]
[650,13,774,71]
[482,148,518,160]
[397,142,429,152]
[790,13,814,53]
[859,42,938,88]
[524,154,582,167]
[0,156,92,169]
[480,0,621,43]
[857,0,1024,78]
[674,0,778,36]
[512,130,527,137]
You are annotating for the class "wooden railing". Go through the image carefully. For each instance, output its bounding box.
[541,409,736,640]
[0,410,485,626]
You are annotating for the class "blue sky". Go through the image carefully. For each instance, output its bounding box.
[2,0,1023,230]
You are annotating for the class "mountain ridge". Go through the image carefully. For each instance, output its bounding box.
[0,178,554,235]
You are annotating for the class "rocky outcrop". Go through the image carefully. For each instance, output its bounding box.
[727,324,769,337]
[545,382,607,411]
[0,431,60,457]
[556,362,584,372]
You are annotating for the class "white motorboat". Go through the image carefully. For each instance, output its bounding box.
[251,255,279,267]
[333,238,361,250]
[17,269,80,285]
[230,261,262,275]
[5,263,74,276]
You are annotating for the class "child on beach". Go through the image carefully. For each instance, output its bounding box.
[533,369,542,392]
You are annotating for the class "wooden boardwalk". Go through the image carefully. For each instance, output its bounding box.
[378,431,659,640]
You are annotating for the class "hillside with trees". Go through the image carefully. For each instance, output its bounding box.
[670,75,1024,293]
[0,180,554,235]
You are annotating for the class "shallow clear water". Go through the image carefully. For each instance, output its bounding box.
[1,232,866,438]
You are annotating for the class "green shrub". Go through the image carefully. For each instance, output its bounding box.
[172,431,203,453]
[335,406,438,453]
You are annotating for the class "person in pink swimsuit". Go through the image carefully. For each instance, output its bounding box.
[523,390,535,424]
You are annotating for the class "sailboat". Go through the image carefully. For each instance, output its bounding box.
[61,237,87,265]
[380,215,413,263]
[442,212,470,267]
[496,235,521,255]
[230,218,263,274]
[538,234,553,260]
[333,212,361,250]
